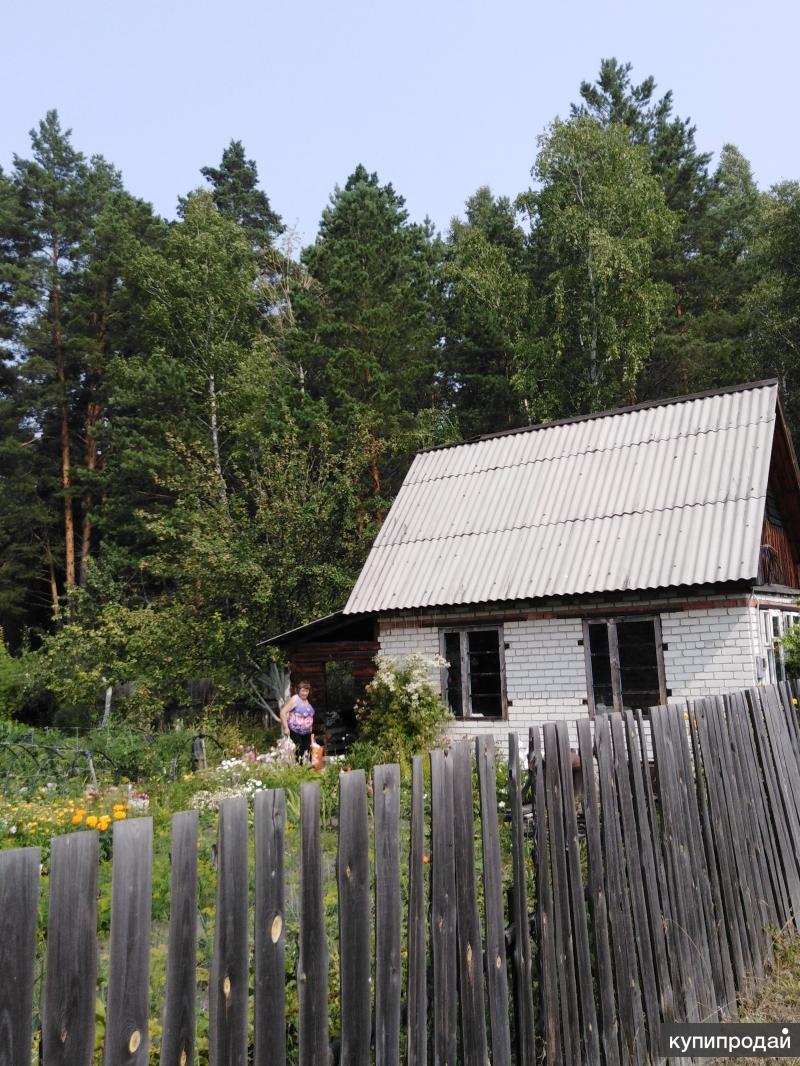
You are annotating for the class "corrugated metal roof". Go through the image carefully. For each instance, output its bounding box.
[344,383,779,613]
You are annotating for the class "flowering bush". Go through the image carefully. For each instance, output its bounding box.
[357,653,452,762]
[0,787,132,850]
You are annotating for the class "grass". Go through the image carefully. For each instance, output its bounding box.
[709,929,800,1065]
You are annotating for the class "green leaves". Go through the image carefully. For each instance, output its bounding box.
[519,117,675,413]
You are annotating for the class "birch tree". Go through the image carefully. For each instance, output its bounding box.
[519,117,675,414]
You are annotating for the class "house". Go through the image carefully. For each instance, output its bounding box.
[323,379,800,746]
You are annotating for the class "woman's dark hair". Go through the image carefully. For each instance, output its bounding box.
[296,679,312,691]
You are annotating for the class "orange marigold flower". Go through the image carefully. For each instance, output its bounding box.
[85,816,98,829]
[113,810,127,821]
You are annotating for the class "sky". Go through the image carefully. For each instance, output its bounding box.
[2,0,799,246]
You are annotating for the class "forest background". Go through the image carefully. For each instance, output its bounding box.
[1,57,799,728]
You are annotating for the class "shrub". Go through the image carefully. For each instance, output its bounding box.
[0,633,24,720]
[782,620,800,676]
[356,653,452,764]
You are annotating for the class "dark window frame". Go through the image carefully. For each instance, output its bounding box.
[439,624,508,721]
[582,614,667,717]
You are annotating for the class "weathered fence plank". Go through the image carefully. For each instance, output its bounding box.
[530,726,558,1066]
[209,798,249,1066]
[105,817,153,1066]
[6,679,800,1066]
[299,781,328,1066]
[255,789,286,1066]
[451,742,488,1066]
[42,831,98,1066]
[698,697,757,989]
[430,748,457,1066]
[741,689,795,924]
[729,686,785,929]
[609,714,661,1051]
[374,764,401,1066]
[577,719,621,1066]
[686,703,738,1017]
[407,755,427,1066]
[0,847,39,1066]
[746,688,800,918]
[543,724,579,1063]
[555,723,600,1065]
[666,705,727,1017]
[595,714,646,1065]
[507,732,535,1066]
[338,770,371,1066]
[623,710,674,1025]
[649,707,700,1024]
[475,736,512,1066]
[161,811,199,1066]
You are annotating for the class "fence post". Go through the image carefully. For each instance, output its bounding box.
[161,811,199,1066]
[475,736,511,1066]
[508,732,536,1066]
[0,847,40,1066]
[430,747,457,1066]
[407,755,427,1066]
[104,817,153,1066]
[338,770,371,1066]
[299,781,328,1066]
[255,789,286,1066]
[209,798,249,1066]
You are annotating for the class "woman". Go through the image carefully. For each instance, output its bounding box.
[280,680,316,762]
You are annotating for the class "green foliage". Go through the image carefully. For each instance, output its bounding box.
[0,631,23,718]
[198,139,284,251]
[441,187,532,436]
[1,82,799,733]
[357,653,452,764]
[286,164,449,516]
[751,182,800,435]
[781,620,800,676]
[518,116,675,413]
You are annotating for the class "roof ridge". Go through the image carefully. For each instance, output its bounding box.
[419,379,778,455]
[401,410,776,488]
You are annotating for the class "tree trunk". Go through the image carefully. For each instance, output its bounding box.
[587,246,599,385]
[79,399,101,586]
[45,542,59,619]
[79,303,109,587]
[208,374,229,510]
[369,432,383,523]
[51,237,75,591]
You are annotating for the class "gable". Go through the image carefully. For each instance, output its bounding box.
[760,400,800,588]
[345,382,780,613]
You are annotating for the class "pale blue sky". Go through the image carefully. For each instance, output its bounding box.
[2,0,798,244]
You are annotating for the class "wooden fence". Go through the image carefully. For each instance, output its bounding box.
[2,681,800,1065]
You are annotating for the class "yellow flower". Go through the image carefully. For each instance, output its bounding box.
[71,812,84,825]
[98,817,111,831]
[113,810,127,821]
[85,816,98,829]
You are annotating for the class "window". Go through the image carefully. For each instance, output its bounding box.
[440,626,506,719]
[584,616,667,715]
[759,609,800,683]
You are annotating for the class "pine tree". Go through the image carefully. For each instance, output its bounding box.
[198,140,284,251]
[286,165,446,517]
[441,187,531,436]
[752,182,800,432]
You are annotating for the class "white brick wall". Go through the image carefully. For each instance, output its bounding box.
[378,600,763,750]
[661,606,757,701]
